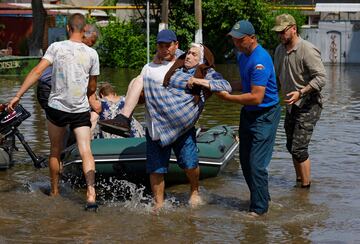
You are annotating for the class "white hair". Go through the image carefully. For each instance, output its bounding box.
[190,43,204,64]
[84,24,99,39]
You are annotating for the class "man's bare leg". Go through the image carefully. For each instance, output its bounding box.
[122,75,143,118]
[184,166,203,207]
[47,120,66,196]
[293,159,302,183]
[298,158,311,186]
[150,173,165,211]
[73,126,96,203]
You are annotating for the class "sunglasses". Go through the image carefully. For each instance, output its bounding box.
[278,25,294,34]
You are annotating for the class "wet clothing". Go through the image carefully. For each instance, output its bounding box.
[43,40,100,113]
[146,127,198,173]
[98,96,144,138]
[284,94,322,162]
[236,44,280,215]
[239,104,281,214]
[274,37,326,162]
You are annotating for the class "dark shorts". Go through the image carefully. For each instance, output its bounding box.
[284,95,322,162]
[45,107,91,130]
[146,127,199,174]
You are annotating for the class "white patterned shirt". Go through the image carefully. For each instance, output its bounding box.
[43,40,100,113]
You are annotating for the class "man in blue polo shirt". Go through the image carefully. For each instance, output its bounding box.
[218,20,281,216]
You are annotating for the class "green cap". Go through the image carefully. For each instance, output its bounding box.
[271,14,296,32]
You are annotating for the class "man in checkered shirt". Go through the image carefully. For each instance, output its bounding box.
[142,39,232,212]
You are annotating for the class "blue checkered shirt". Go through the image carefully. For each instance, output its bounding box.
[144,67,232,146]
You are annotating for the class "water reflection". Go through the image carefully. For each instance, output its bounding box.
[0,64,359,242]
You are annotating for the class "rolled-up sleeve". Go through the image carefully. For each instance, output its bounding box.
[304,46,327,92]
[206,68,232,93]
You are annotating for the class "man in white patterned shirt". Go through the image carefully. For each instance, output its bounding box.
[8,13,99,210]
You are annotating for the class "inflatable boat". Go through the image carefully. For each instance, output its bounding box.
[61,125,239,184]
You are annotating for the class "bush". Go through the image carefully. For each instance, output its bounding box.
[97,19,156,68]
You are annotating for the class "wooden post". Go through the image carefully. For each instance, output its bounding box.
[159,0,169,31]
[195,0,203,43]
[29,0,47,56]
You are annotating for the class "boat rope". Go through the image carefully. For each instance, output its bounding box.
[196,126,229,144]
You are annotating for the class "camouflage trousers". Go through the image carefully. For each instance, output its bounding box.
[284,96,322,163]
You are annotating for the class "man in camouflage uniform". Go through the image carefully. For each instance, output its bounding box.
[272,14,327,188]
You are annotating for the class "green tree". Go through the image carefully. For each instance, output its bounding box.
[97,18,156,68]
[167,0,306,62]
[94,0,306,67]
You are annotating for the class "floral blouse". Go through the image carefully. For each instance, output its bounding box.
[97,96,145,138]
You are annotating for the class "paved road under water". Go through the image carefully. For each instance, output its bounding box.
[0,64,359,243]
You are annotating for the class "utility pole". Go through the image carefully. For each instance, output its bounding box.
[159,0,168,31]
[147,0,150,63]
[29,0,47,56]
[195,0,203,43]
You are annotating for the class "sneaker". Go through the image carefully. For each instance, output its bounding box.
[98,114,131,137]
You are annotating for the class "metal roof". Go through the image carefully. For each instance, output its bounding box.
[315,3,360,12]
[0,3,59,16]
[3,3,109,17]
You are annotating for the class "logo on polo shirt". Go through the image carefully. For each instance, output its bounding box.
[255,64,265,70]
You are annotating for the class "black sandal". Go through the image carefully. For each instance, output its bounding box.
[85,202,99,212]
[301,182,311,188]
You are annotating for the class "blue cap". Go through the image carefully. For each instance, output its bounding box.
[228,20,255,39]
[157,29,177,43]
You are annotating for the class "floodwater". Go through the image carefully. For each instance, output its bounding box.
[0,64,359,243]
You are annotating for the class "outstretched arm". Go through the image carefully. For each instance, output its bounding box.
[8,59,50,111]
[216,85,265,105]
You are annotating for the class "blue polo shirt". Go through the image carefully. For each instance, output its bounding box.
[236,45,279,111]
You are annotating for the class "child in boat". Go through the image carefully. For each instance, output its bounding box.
[91,82,145,139]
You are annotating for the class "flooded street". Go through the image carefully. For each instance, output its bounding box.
[0,64,359,243]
